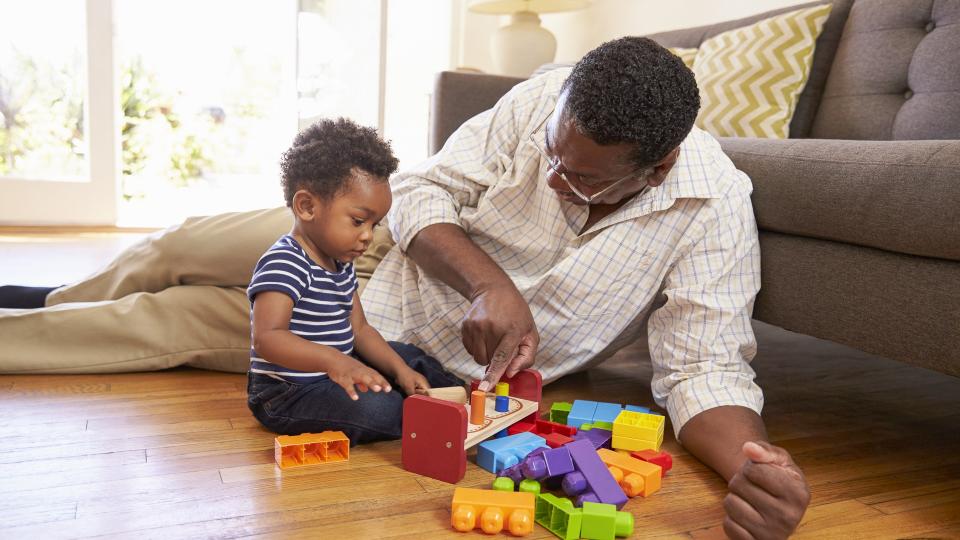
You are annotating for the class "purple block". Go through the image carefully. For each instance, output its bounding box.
[573,428,613,450]
[562,470,588,495]
[522,446,574,480]
[498,463,524,483]
[576,492,600,506]
[565,439,628,509]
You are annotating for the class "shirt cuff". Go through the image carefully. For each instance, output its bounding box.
[663,372,765,441]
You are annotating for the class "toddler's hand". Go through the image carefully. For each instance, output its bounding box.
[395,368,430,397]
[328,358,392,401]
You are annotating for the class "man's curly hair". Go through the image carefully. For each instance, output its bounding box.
[561,37,700,169]
[280,118,398,205]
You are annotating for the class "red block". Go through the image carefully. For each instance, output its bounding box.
[533,419,577,437]
[630,449,673,476]
[508,421,536,436]
[542,432,574,448]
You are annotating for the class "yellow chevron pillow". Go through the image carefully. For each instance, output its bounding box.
[693,4,832,138]
[668,47,698,69]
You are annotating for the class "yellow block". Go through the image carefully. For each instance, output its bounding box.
[613,410,664,441]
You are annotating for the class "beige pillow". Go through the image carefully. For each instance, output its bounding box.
[693,4,833,138]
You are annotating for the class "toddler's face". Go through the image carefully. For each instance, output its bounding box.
[307,172,391,265]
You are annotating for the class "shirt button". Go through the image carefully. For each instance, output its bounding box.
[904,89,914,100]
[925,21,936,32]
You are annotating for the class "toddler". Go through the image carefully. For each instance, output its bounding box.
[246,118,462,444]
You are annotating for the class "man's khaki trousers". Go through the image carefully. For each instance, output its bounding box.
[0,207,395,373]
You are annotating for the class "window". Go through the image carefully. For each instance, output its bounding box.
[0,0,456,227]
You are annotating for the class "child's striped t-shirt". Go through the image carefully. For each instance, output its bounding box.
[247,235,357,383]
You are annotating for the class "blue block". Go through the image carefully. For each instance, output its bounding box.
[568,400,598,429]
[625,405,650,414]
[495,395,510,412]
[477,432,548,473]
[593,402,623,424]
[495,428,509,438]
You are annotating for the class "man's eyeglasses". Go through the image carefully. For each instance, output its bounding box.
[528,113,650,204]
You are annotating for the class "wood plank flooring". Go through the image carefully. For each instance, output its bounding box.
[1,321,959,539]
[1,233,958,538]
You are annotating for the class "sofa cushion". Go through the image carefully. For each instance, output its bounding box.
[720,137,960,262]
[693,4,833,139]
[646,0,853,139]
[811,0,960,140]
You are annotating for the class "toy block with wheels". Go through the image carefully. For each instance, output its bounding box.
[451,487,535,536]
[274,431,349,469]
[597,448,662,497]
[402,369,542,483]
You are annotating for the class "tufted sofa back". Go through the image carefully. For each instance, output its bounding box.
[811,0,960,140]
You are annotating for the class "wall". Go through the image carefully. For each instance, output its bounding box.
[460,0,815,73]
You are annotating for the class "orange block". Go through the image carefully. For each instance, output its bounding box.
[274,431,349,469]
[451,487,535,536]
[597,448,661,497]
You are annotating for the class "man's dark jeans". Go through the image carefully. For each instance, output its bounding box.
[247,342,464,445]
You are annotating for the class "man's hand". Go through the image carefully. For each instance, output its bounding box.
[394,367,430,396]
[723,441,811,540]
[462,285,539,391]
[327,357,391,401]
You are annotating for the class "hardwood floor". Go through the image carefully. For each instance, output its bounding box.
[1,234,959,539]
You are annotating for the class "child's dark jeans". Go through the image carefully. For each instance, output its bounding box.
[247,341,464,445]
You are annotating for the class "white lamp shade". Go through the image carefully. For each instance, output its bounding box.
[468,0,591,14]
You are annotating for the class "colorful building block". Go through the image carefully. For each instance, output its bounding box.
[580,421,614,431]
[625,405,649,413]
[520,445,575,480]
[597,448,662,497]
[562,439,628,509]
[567,400,599,429]
[274,431,349,469]
[611,410,664,451]
[495,382,510,396]
[573,428,613,450]
[592,402,623,424]
[535,493,583,540]
[493,476,515,492]
[495,395,510,412]
[580,501,634,540]
[549,401,572,424]
[478,432,548,473]
[630,449,673,476]
[567,400,655,429]
[530,419,577,448]
[451,487,535,536]
[519,479,541,495]
[507,420,535,436]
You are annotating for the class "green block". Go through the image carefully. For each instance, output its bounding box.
[549,401,572,424]
[519,478,541,495]
[581,420,614,432]
[581,502,634,540]
[492,476,515,492]
[535,493,582,540]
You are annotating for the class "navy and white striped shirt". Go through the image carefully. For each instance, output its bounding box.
[247,235,357,383]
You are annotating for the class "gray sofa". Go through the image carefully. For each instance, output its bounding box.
[428,0,960,376]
